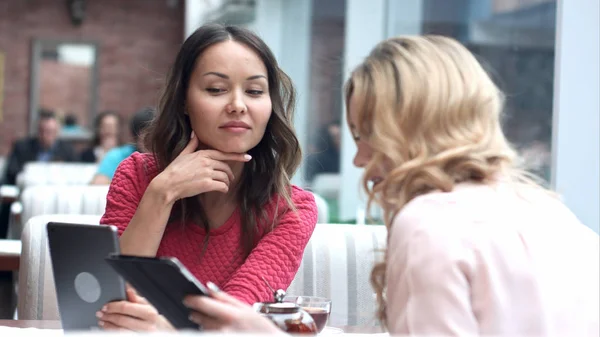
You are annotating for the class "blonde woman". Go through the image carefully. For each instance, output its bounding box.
[183,36,600,335]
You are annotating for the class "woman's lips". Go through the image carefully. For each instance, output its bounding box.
[220,126,250,133]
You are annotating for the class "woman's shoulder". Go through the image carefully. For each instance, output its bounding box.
[263,185,316,205]
[262,185,318,221]
[290,185,316,205]
[388,183,495,248]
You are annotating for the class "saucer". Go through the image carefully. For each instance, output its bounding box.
[320,327,344,334]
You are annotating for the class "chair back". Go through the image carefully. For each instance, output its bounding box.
[17,163,98,188]
[17,214,101,320]
[287,223,387,327]
[11,185,108,239]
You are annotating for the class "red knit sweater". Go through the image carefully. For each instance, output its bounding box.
[100,152,318,305]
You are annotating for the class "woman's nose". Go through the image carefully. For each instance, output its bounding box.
[228,91,246,114]
[353,152,367,168]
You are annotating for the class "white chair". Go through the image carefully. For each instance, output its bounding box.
[16,163,98,189]
[18,214,101,320]
[9,185,109,240]
[287,223,387,327]
[18,218,387,326]
[310,192,329,223]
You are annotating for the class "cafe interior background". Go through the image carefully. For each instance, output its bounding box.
[0,0,598,327]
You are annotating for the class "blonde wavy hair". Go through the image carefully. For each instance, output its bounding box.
[345,35,536,325]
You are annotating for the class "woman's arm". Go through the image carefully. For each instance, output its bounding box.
[117,176,177,256]
[223,187,318,304]
[100,153,175,256]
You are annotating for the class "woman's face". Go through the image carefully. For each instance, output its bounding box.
[99,115,119,140]
[186,40,272,154]
[347,94,386,186]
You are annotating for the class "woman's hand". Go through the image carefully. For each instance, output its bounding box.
[152,132,252,202]
[184,282,283,334]
[97,287,174,331]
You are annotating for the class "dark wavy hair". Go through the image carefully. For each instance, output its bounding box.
[145,24,301,256]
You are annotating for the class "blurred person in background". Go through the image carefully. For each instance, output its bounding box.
[3,109,76,185]
[90,107,154,185]
[80,110,122,163]
[61,113,84,134]
[1,109,76,239]
[304,120,341,183]
[180,35,599,336]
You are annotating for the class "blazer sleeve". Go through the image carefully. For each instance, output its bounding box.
[4,140,27,185]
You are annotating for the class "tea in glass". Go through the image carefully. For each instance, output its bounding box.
[283,296,332,333]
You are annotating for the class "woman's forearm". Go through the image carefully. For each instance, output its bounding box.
[119,177,177,256]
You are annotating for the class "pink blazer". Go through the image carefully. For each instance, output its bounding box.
[386,182,599,336]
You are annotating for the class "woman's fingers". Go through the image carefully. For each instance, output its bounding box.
[209,159,235,182]
[206,282,246,308]
[210,170,230,185]
[98,320,130,331]
[206,180,229,194]
[127,288,151,306]
[98,312,155,331]
[179,132,199,157]
[101,300,158,321]
[189,311,225,331]
[184,295,238,322]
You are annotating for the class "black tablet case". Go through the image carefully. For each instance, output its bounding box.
[104,255,208,330]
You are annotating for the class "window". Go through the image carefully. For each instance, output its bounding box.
[387,0,557,182]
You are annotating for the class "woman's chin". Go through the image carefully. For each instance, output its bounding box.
[210,144,253,155]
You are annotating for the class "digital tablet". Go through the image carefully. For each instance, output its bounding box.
[46,223,126,331]
[104,255,209,330]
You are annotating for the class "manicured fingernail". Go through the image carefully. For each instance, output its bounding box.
[206,281,221,293]
[244,154,252,161]
[101,306,107,312]
[96,311,103,318]
[98,321,104,327]
[190,131,194,139]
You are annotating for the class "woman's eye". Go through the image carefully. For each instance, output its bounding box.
[206,88,225,93]
[246,90,264,95]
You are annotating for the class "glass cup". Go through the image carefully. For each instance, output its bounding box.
[283,296,332,333]
[253,302,318,334]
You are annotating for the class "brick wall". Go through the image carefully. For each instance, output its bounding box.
[39,60,92,127]
[0,0,184,155]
